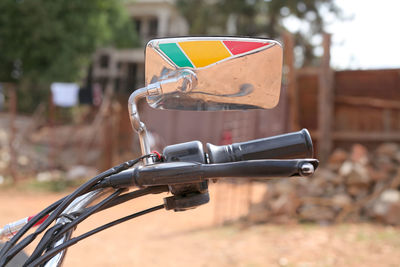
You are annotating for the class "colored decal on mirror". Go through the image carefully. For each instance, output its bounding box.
[178,41,231,68]
[159,43,194,68]
[157,39,271,68]
[222,41,269,55]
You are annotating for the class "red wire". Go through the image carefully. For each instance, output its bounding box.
[151,150,162,160]
[28,214,49,227]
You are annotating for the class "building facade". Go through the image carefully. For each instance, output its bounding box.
[91,0,287,150]
[92,0,189,94]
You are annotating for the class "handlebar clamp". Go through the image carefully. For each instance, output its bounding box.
[164,192,210,212]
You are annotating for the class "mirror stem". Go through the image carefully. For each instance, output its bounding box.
[128,69,197,165]
[128,85,161,165]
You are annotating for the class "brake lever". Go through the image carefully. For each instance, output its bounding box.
[100,159,318,189]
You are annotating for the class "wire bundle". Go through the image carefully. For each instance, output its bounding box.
[0,154,167,266]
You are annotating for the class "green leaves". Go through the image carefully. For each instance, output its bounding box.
[0,0,139,83]
[176,0,341,67]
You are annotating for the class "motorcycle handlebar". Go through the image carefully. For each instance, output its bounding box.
[206,129,313,163]
[97,129,318,189]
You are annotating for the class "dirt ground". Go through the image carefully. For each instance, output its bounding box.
[1,185,400,267]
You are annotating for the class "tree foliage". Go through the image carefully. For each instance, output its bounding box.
[177,0,342,66]
[0,0,139,83]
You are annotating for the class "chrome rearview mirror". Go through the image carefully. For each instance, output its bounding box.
[128,37,283,163]
[145,37,283,110]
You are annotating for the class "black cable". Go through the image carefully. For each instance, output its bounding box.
[22,223,66,266]
[24,189,125,266]
[0,179,100,266]
[47,189,125,247]
[98,186,168,212]
[27,205,165,267]
[26,186,166,265]
[0,196,66,259]
[0,154,154,266]
[26,187,167,265]
[35,160,140,233]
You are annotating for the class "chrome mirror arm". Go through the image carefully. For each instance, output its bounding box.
[128,86,159,165]
[128,69,197,165]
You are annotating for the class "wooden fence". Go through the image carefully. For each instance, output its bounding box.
[297,67,400,161]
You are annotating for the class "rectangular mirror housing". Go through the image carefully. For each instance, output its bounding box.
[145,37,283,111]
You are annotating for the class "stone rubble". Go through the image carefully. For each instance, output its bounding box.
[249,143,400,225]
[0,115,101,183]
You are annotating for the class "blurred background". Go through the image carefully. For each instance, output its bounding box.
[1,0,400,266]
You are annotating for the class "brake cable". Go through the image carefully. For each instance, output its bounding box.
[0,153,156,266]
[24,188,126,266]
[0,197,66,260]
[27,204,165,267]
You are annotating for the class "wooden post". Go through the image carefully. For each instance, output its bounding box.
[48,92,56,169]
[283,32,300,131]
[102,107,113,170]
[318,33,334,164]
[100,83,114,170]
[7,83,18,182]
[111,101,122,163]
[245,180,253,223]
[383,109,392,132]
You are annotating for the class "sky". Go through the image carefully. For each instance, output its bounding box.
[282,0,400,70]
[327,0,400,70]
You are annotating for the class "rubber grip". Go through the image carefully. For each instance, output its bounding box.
[206,129,313,163]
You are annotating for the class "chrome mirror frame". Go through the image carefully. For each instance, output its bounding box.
[128,37,283,164]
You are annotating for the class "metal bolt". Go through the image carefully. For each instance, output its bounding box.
[300,163,314,177]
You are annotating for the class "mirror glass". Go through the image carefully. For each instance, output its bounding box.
[145,37,283,111]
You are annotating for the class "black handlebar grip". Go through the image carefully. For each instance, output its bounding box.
[206,129,313,163]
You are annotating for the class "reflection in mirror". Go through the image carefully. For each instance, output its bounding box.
[145,37,283,111]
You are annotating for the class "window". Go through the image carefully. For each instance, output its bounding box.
[99,55,109,69]
[133,18,142,35]
[126,63,138,92]
[149,18,158,37]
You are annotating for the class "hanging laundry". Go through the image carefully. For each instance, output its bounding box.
[51,83,79,107]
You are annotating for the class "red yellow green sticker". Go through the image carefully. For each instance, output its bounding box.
[158,39,270,68]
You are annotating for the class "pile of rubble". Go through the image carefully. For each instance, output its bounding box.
[0,114,101,184]
[249,143,400,225]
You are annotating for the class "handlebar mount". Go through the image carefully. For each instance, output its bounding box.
[158,129,316,211]
[162,140,210,211]
[98,129,317,212]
